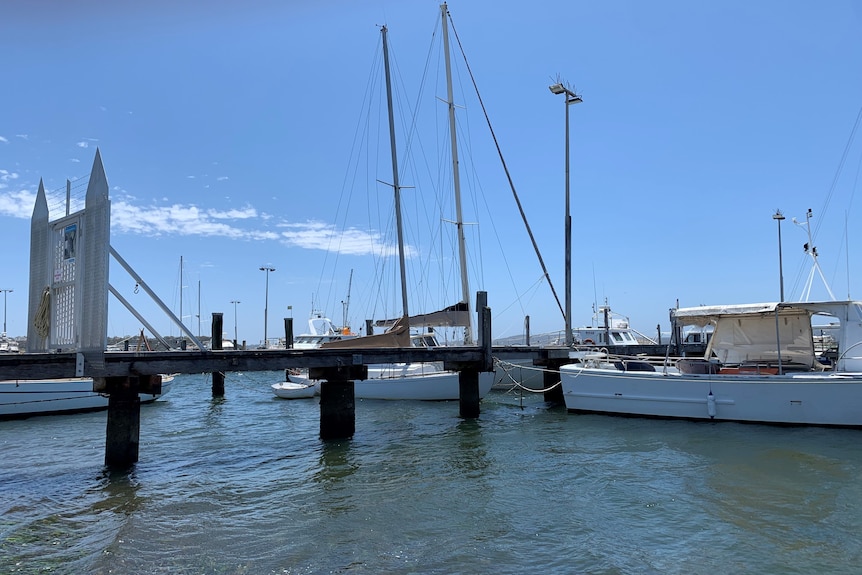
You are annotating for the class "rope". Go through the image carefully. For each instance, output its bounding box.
[34,287,51,339]
[493,357,563,394]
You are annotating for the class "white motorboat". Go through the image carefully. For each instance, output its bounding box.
[0,334,19,354]
[0,374,174,419]
[570,303,657,347]
[291,315,357,350]
[560,301,862,427]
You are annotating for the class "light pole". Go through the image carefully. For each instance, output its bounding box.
[1,289,11,335]
[773,210,785,302]
[230,300,240,346]
[549,80,582,346]
[259,266,275,348]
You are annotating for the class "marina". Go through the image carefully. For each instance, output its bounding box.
[3,3,862,572]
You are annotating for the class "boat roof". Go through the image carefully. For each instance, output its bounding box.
[673,301,862,327]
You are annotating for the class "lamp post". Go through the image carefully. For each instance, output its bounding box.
[1,289,11,335]
[230,300,240,346]
[259,266,275,348]
[773,210,785,302]
[549,80,582,346]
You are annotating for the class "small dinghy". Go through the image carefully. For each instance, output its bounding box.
[271,380,318,400]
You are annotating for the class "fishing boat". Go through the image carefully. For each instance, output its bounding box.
[571,303,657,347]
[0,374,174,419]
[560,300,862,426]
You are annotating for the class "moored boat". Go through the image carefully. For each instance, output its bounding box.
[560,300,862,426]
[271,379,319,400]
[0,374,174,419]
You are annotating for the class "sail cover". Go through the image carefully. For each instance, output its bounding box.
[320,315,411,349]
[373,301,470,329]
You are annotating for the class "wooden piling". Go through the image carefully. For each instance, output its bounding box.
[542,359,566,404]
[455,293,490,419]
[312,365,366,440]
[284,318,294,348]
[96,376,150,466]
[458,369,480,418]
[211,312,225,396]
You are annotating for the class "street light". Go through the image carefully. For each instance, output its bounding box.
[230,300,240,346]
[259,266,275,348]
[549,80,582,346]
[773,209,785,302]
[0,289,11,335]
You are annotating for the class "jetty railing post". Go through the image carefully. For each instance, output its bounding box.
[312,365,367,440]
[211,312,225,396]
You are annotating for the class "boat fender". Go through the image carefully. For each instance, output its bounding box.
[583,339,594,345]
[707,391,716,418]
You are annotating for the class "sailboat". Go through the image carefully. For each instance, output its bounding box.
[272,5,494,401]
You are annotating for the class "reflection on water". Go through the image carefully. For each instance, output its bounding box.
[2,374,862,574]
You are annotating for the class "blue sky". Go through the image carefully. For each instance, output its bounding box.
[2,0,861,346]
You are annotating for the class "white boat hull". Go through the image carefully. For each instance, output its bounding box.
[560,365,862,427]
[271,381,319,399]
[0,376,174,418]
[283,364,495,401]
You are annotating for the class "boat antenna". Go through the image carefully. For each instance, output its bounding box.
[341,269,353,332]
[792,208,836,301]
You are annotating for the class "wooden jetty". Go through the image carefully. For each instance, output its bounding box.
[11,150,571,468]
[0,311,570,467]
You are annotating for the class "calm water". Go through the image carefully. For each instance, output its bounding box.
[2,371,861,574]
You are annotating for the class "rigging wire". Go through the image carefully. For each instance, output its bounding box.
[446,11,566,323]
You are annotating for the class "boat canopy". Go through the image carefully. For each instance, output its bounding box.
[672,301,862,370]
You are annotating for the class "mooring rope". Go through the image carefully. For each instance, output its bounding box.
[493,358,563,393]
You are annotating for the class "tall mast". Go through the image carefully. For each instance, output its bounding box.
[441,2,472,344]
[382,25,410,328]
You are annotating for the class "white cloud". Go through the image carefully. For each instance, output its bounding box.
[0,170,19,182]
[217,176,229,181]
[278,220,413,258]
[76,141,88,148]
[0,136,8,143]
[0,185,400,257]
[0,189,37,218]
[111,201,276,241]
[15,134,28,140]
[208,207,257,220]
